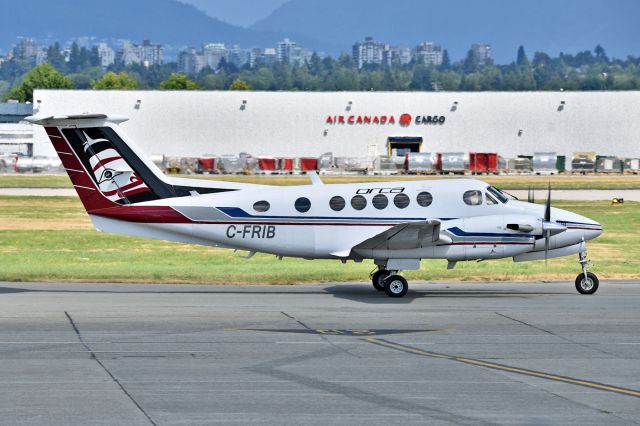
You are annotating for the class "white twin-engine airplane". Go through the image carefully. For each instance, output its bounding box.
[27,114,603,297]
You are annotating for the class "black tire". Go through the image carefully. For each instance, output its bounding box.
[575,272,599,295]
[383,275,408,298]
[371,269,389,291]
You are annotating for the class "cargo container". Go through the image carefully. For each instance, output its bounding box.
[218,155,245,174]
[278,158,294,173]
[257,157,277,172]
[595,156,623,173]
[372,155,398,175]
[196,157,216,174]
[437,152,466,174]
[624,158,640,173]
[299,157,318,171]
[571,152,596,173]
[404,152,436,173]
[508,156,533,173]
[469,152,498,174]
[532,152,557,174]
[317,152,334,171]
[334,157,368,174]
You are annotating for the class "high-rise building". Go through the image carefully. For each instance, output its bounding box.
[414,42,444,66]
[276,38,311,65]
[261,48,278,66]
[203,43,227,70]
[352,37,386,68]
[117,41,141,66]
[178,48,205,75]
[384,46,412,66]
[471,43,492,66]
[97,43,115,68]
[138,40,162,66]
[228,45,249,68]
[117,40,162,67]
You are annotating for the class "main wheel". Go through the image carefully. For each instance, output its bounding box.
[371,269,389,291]
[383,275,408,298]
[575,272,599,295]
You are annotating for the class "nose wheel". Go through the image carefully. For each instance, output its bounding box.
[575,242,599,295]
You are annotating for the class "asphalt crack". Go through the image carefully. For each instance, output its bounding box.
[64,311,157,426]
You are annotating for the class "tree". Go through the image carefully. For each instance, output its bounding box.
[9,64,73,102]
[92,71,139,90]
[440,49,451,70]
[228,78,252,90]
[516,46,530,68]
[594,45,609,63]
[159,73,199,90]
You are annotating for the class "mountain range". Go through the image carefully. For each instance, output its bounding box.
[2,0,639,63]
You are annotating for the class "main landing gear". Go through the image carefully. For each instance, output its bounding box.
[370,268,408,298]
[575,242,599,295]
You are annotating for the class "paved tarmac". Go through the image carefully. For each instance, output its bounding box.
[0,280,639,425]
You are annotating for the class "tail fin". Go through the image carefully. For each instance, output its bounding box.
[27,114,236,213]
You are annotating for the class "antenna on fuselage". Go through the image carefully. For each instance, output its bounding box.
[308,171,324,186]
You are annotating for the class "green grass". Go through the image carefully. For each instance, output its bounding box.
[1,173,640,189]
[0,196,637,284]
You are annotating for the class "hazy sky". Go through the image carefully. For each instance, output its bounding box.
[179,0,289,27]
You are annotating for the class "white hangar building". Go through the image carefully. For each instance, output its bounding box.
[32,90,640,161]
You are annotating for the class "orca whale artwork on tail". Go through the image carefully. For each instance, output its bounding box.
[27,114,603,297]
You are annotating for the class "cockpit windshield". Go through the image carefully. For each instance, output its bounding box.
[486,186,510,203]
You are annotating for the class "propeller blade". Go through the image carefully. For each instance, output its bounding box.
[544,182,551,222]
[527,186,532,203]
[545,230,550,267]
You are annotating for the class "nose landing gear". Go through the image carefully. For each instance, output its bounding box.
[575,242,599,295]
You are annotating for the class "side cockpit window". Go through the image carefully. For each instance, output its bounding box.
[463,190,483,206]
[487,186,509,203]
[486,192,498,205]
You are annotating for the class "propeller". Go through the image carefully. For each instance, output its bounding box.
[544,183,551,265]
[541,183,566,266]
[527,186,535,203]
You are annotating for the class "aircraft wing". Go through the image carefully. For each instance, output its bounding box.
[353,219,446,251]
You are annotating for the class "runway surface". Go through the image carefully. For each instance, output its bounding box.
[0,280,639,425]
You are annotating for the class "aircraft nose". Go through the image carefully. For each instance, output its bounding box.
[568,214,603,241]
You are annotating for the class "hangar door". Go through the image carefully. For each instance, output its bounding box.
[387,136,422,157]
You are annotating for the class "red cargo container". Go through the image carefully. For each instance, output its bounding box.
[278,158,294,172]
[469,153,497,173]
[299,158,318,171]
[258,157,276,171]
[197,157,216,173]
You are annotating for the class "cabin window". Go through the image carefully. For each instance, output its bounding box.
[294,197,311,213]
[372,194,388,210]
[351,195,367,210]
[486,192,498,205]
[253,200,270,212]
[416,191,433,207]
[463,190,483,206]
[393,193,410,209]
[329,196,346,211]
